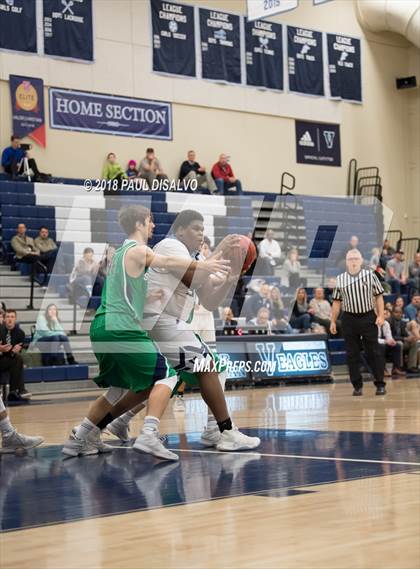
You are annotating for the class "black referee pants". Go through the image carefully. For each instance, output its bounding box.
[341,311,385,389]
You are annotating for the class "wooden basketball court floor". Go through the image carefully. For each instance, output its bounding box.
[0,378,419,569]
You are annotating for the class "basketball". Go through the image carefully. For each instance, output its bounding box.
[224,235,257,275]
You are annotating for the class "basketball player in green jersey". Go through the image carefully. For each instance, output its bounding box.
[62,204,230,459]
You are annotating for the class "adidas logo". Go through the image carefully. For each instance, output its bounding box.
[299,131,315,147]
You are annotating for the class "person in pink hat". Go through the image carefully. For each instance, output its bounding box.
[126,159,139,179]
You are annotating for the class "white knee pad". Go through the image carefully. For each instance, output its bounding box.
[218,370,227,392]
[155,375,179,392]
[104,387,127,405]
[0,395,5,414]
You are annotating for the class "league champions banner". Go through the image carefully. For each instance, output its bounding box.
[9,75,46,147]
[0,0,37,53]
[247,0,298,22]
[43,0,93,62]
[49,88,172,140]
[151,0,196,78]
[295,119,341,166]
[327,34,362,103]
[199,8,241,84]
[245,20,283,91]
[287,26,324,97]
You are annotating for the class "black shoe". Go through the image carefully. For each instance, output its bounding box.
[407,368,419,374]
[7,391,29,404]
[352,388,363,396]
[376,386,386,396]
[18,389,32,400]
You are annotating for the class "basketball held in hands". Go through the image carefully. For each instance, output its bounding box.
[224,235,257,275]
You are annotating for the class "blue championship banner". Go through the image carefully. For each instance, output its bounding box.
[199,8,241,84]
[327,34,362,103]
[295,120,341,167]
[49,88,172,140]
[247,340,331,379]
[0,0,37,53]
[245,19,283,91]
[10,75,46,147]
[287,26,324,96]
[43,0,93,62]
[151,0,196,77]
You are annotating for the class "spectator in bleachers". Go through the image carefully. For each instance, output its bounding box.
[407,310,420,372]
[258,230,281,276]
[324,277,337,305]
[389,306,418,372]
[1,136,44,181]
[378,310,405,377]
[69,248,103,308]
[11,223,55,273]
[386,251,407,294]
[0,308,4,325]
[0,309,31,403]
[126,160,139,179]
[289,287,313,333]
[408,252,420,298]
[243,282,272,322]
[309,287,337,335]
[249,307,272,333]
[283,248,306,289]
[34,304,77,366]
[405,294,420,322]
[222,307,238,336]
[139,148,168,189]
[394,296,407,318]
[34,226,58,273]
[211,154,243,195]
[98,245,116,280]
[102,153,127,182]
[270,287,292,333]
[336,235,359,270]
[179,150,216,193]
[380,239,396,269]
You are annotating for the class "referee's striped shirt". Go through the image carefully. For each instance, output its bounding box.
[332,269,384,314]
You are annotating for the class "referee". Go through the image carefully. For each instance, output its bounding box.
[331,249,386,396]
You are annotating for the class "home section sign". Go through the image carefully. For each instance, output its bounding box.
[199,8,241,84]
[245,20,283,91]
[151,0,196,77]
[295,120,341,166]
[49,88,172,140]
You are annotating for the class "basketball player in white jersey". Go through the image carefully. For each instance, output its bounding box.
[107,209,257,451]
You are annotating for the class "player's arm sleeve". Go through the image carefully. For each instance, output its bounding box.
[372,273,385,296]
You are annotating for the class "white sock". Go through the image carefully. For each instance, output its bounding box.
[75,418,99,440]
[142,415,160,435]
[117,409,137,426]
[206,413,218,430]
[0,417,14,436]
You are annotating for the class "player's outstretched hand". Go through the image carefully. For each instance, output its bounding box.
[213,234,241,255]
[200,251,230,275]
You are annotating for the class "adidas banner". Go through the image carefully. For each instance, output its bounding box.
[245,20,283,91]
[151,0,196,78]
[295,120,341,167]
[287,26,324,97]
[327,34,362,102]
[0,0,37,54]
[43,0,93,62]
[199,8,241,84]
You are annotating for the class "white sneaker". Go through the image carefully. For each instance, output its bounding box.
[71,426,113,453]
[62,434,98,457]
[106,419,131,443]
[173,396,185,412]
[201,426,221,447]
[133,431,179,461]
[216,427,261,452]
[1,430,44,453]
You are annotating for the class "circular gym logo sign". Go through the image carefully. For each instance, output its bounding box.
[15,81,38,112]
